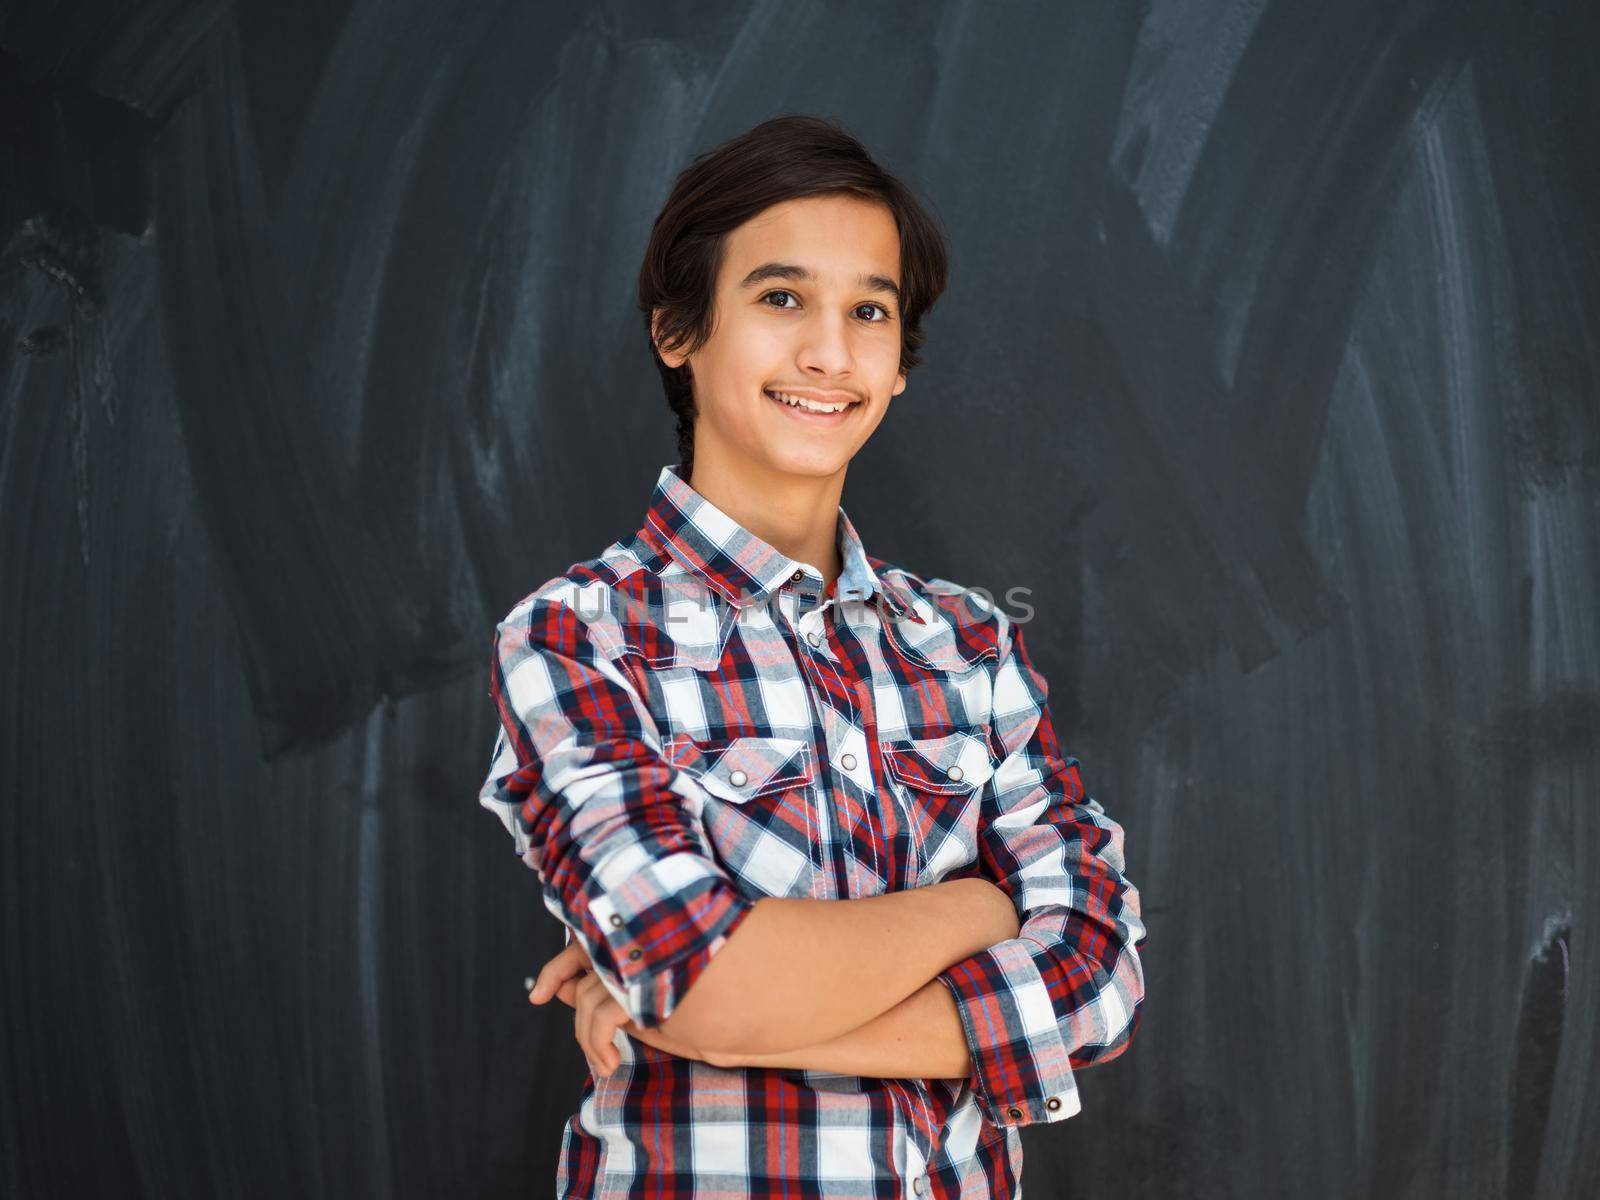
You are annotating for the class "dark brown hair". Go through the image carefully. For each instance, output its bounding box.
[637,114,950,477]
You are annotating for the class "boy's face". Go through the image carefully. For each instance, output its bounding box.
[657,193,908,480]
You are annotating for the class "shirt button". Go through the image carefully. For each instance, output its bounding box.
[609,914,624,928]
[839,752,857,771]
[728,769,748,787]
[913,1176,929,1195]
[1046,1096,1062,1111]
[1007,1106,1023,1120]
[945,765,964,782]
[806,631,822,647]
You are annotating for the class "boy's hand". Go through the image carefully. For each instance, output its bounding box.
[528,937,712,1073]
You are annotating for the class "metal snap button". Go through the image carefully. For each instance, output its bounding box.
[806,631,822,647]
[1046,1096,1062,1111]
[728,769,748,787]
[840,752,857,771]
[790,568,804,582]
[913,1175,929,1195]
[1007,1106,1022,1120]
[609,914,624,927]
[628,948,642,961]
[945,764,964,782]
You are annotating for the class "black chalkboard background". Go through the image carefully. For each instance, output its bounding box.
[3,1,1596,1196]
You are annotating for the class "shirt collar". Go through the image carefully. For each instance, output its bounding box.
[638,462,922,622]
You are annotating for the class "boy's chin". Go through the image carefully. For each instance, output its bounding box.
[757,445,857,478]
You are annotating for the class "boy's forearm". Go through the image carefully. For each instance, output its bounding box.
[718,976,974,1081]
[674,876,1012,1058]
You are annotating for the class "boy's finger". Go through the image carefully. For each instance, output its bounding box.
[530,942,586,1003]
[597,1001,630,1073]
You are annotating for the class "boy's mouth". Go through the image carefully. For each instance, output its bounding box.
[765,387,861,421]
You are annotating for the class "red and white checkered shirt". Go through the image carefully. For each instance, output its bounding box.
[479,462,1146,1199]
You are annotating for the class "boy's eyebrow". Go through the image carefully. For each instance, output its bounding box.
[736,261,902,308]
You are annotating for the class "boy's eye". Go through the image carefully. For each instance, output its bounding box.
[760,291,893,322]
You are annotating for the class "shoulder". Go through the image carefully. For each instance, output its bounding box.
[493,535,640,643]
[494,532,718,665]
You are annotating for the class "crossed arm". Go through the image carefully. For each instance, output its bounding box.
[537,879,1021,1079]
[483,597,1145,1127]
[683,885,1019,1077]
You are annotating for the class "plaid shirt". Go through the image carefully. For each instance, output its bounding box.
[480,462,1147,1199]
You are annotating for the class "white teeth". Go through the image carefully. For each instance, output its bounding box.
[767,389,852,414]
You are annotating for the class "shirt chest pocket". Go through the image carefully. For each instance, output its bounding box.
[667,734,820,901]
[880,730,997,887]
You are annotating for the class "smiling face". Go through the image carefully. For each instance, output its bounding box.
[655,193,908,482]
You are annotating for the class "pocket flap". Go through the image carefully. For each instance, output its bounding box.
[667,735,815,804]
[882,731,996,795]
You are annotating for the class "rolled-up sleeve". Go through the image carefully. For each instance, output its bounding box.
[935,624,1148,1128]
[478,594,756,1030]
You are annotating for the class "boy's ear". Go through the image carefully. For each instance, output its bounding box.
[651,308,683,368]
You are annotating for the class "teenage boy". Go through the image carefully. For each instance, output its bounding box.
[480,114,1146,1200]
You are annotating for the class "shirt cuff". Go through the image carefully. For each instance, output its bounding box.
[936,938,1082,1127]
[578,846,758,1030]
